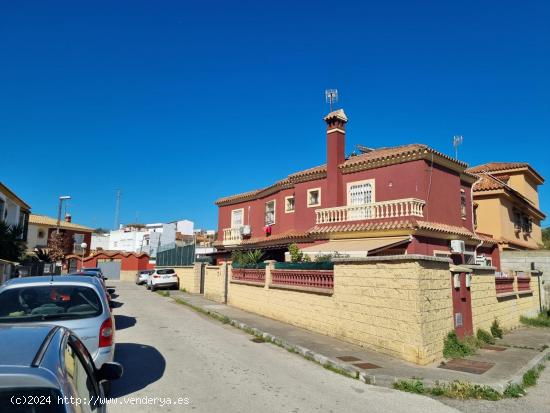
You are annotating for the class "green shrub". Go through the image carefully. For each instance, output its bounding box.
[434,381,501,401]
[443,332,477,359]
[491,319,504,338]
[503,383,526,398]
[288,243,305,263]
[231,249,265,268]
[477,328,496,345]
[520,313,550,328]
[522,367,541,387]
[393,379,425,394]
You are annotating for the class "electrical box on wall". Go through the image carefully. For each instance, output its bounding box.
[450,240,465,254]
[453,273,461,289]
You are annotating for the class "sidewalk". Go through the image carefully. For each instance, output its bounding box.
[167,290,550,391]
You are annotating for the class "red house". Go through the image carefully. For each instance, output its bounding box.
[215,109,499,267]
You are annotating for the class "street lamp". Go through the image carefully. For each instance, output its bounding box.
[80,242,88,270]
[56,196,71,234]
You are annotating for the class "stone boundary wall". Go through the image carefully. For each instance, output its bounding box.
[501,250,550,309]
[156,265,198,293]
[470,266,541,332]
[228,256,453,365]
[204,264,226,303]
[120,270,136,282]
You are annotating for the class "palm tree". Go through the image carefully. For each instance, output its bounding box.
[0,221,26,262]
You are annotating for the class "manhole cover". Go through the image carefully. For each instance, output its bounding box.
[337,356,362,362]
[439,359,494,374]
[251,337,265,343]
[353,362,381,370]
[481,344,507,352]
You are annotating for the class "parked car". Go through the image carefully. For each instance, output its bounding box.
[69,271,112,305]
[0,276,115,369]
[136,269,154,285]
[82,267,106,280]
[146,268,179,291]
[0,324,122,412]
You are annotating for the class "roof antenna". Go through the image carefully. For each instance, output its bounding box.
[453,135,463,160]
[325,89,338,112]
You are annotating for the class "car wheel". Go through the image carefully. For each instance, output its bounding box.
[150,284,156,292]
[146,283,150,290]
[172,283,179,290]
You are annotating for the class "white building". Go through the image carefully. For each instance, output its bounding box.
[0,182,30,231]
[91,233,110,250]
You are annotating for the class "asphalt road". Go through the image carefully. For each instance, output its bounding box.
[108,281,459,413]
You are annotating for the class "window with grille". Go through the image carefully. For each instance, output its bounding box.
[348,182,373,205]
[460,190,467,219]
[265,200,275,225]
[231,209,244,228]
[285,196,295,213]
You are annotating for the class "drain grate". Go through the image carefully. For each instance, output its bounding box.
[353,362,381,370]
[439,359,494,374]
[250,337,266,343]
[337,356,362,362]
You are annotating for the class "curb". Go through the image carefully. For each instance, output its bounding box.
[164,292,549,392]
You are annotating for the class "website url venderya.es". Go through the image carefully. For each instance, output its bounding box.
[11,395,191,408]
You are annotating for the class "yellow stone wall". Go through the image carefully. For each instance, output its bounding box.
[227,257,453,365]
[119,270,136,282]
[471,270,540,332]
[204,264,226,303]
[157,266,198,293]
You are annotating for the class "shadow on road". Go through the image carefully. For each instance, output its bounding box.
[111,343,166,397]
[114,315,136,330]
[111,301,124,309]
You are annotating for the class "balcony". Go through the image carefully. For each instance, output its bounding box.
[222,227,243,246]
[315,198,426,225]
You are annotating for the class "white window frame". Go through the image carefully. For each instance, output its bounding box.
[460,189,467,220]
[307,188,322,208]
[285,196,295,213]
[265,200,276,225]
[346,179,376,206]
[231,208,244,228]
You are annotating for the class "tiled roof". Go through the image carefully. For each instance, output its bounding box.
[29,214,93,232]
[472,174,509,191]
[466,162,529,174]
[241,230,310,246]
[216,143,468,206]
[82,250,149,258]
[341,144,469,170]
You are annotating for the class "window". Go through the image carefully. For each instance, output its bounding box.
[348,180,374,206]
[307,188,321,207]
[265,200,276,225]
[73,233,84,244]
[231,209,244,228]
[522,215,532,234]
[64,340,99,412]
[513,209,522,231]
[38,229,45,239]
[460,189,467,219]
[285,196,295,213]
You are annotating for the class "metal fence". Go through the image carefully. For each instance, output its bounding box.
[156,243,196,267]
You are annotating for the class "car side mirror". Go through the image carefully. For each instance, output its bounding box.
[97,362,123,381]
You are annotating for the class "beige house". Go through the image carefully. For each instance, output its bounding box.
[466,162,545,250]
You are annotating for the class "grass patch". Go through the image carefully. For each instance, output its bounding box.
[520,313,550,328]
[156,290,170,297]
[503,383,526,398]
[443,332,478,358]
[477,328,496,345]
[393,379,425,394]
[491,319,504,338]
[323,362,357,379]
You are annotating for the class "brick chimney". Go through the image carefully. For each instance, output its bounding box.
[64,213,72,223]
[324,109,348,207]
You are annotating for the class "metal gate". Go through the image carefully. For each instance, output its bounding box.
[98,261,121,280]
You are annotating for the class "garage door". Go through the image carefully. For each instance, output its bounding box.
[98,261,121,280]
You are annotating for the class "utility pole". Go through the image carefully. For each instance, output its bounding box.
[114,189,121,230]
[56,196,71,234]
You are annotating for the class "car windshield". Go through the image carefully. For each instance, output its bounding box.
[157,269,175,275]
[0,285,103,323]
[0,388,65,413]
[140,270,153,275]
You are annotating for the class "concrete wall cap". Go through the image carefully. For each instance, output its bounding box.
[333,254,451,264]
[450,265,473,273]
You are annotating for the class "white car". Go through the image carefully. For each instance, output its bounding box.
[146,268,179,291]
[0,275,115,369]
[136,269,154,285]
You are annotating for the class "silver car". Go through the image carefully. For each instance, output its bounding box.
[135,269,154,285]
[0,324,122,412]
[0,276,115,369]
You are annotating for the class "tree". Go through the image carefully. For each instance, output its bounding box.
[542,227,550,249]
[48,232,70,262]
[0,221,26,262]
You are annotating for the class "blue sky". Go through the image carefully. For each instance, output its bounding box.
[1,0,549,230]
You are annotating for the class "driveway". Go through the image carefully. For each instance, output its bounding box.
[109,281,459,413]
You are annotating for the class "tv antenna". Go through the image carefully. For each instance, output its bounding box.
[453,135,463,160]
[114,189,121,230]
[325,89,338,112]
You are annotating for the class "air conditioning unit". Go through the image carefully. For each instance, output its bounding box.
[450,240,465,254]
[240,225,251,236]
